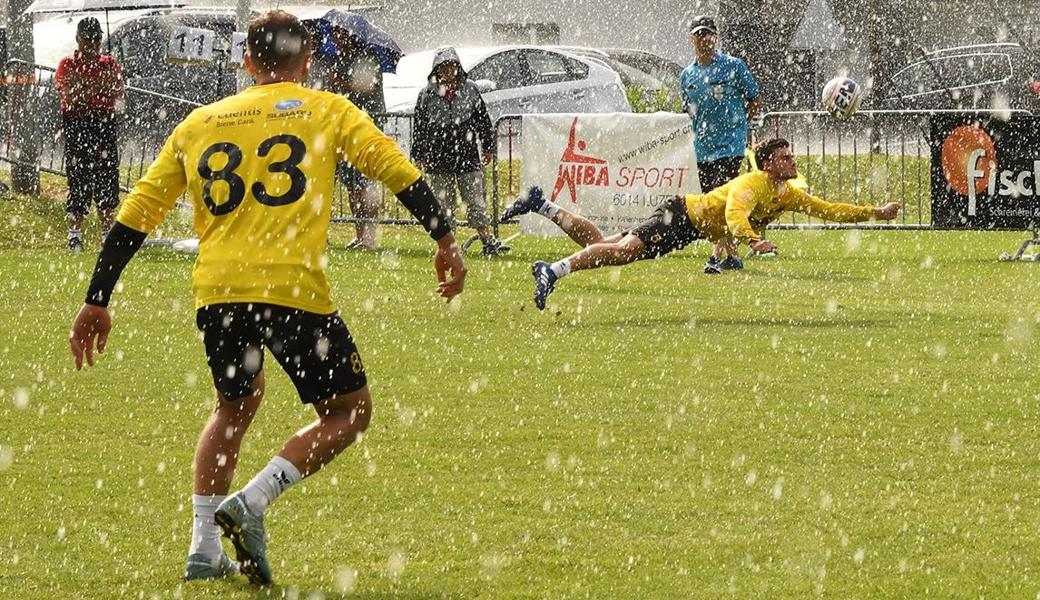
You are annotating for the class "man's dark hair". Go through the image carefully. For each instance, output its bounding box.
[247,10,312,73]
[77,17,103,43]
[754,138,790,166]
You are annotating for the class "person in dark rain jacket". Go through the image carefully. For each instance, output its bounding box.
[413,47,510,256]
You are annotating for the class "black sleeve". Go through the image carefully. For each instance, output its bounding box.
[412,90,430,163]
[474,93,495,157]
[395,178,452,240]
[84,222,147,307]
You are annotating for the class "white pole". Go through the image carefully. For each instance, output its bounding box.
[235,0,250,91]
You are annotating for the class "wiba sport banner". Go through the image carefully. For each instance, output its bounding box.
[520,113,701,236]
[931,114,1040,230]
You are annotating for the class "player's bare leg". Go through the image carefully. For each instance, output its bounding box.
[533,235,646,310]
[548,206,607,247]
[567,234,645,271]
[502,185,606,247]
[186,373,264,581]
[98,208,115,241]
[278,386,372,476]
[213,386,371,585]
[194,374,265,495]
[348,184,379,250]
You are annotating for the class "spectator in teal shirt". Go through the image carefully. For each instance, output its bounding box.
[680,14,762,273]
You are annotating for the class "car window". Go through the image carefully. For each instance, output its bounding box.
[944,54,1012,87]
[890,53,1012,98]
[523,50,576,85]
[469,51,531,90]
[563,56,589,79]
[889,62,940,97]
[115,23,169,79]
[611,60,661,88]
[607,51,682,83]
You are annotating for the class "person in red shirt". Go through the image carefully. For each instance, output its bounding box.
[54,17,124,252]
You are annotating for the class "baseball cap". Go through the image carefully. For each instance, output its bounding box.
[689,15,718,35]
[77,17,103,40]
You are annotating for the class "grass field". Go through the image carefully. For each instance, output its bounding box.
[1,192,1039,599]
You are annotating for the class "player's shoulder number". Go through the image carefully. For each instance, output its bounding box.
[197,134,307,216]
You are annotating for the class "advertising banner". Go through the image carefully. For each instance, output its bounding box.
[931,114,1040,230]
[520,113,700,236]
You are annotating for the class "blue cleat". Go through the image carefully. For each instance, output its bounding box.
[704,256,722,274]
[214,493,272,586]
[501,186,545,221]
[720,256,744,270]
[532,261,557,310]
[184,552,240,581]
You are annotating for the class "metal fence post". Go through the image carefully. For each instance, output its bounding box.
[5,2,39,194]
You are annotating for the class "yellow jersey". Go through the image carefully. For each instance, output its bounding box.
[117,82,421,314]
[684,170,877,243]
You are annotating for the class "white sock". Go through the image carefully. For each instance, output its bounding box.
[189,494,225,558]
[550,259,572,279]
[240,455,302,515]
[68,228,81,240]
[538,201,560,219]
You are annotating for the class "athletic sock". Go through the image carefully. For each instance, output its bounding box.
[549,259,571,279]
[240,455,302,515]
[189,494,226,558]
[537,201,560,219]
[68,228,82,241]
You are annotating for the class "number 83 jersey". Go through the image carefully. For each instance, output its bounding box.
[116,82,421,314]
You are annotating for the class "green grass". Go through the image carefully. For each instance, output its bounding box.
[1,192,1040,598]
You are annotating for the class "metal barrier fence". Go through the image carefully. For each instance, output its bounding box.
[490,115,524,237]
[490,109,1034,233]
[10,65,1021,237]
[0,60,496,233]
[1,58,190,192]
[757,109,1029,229]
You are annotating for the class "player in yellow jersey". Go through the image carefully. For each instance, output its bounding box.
[67,11,466,586]
[502,137,900,310]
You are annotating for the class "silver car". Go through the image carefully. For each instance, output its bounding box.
[880,43,1037,112]
[384,45,631,120]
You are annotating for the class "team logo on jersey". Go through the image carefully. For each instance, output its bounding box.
[552,117,610,204]
[275,99,304,111]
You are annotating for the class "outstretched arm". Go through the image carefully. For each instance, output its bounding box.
[69,128,185,370]
[784,187,899,223]
[874,202,900,220]
[338,100,468,300]
[395,178,467,302]
[69,223,147,370]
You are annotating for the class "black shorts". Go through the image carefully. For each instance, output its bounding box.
[697,155,745,192]
[195,303,367,404]
[63,113,120,217]
[627,195,704,259]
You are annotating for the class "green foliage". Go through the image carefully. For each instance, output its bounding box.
[626,84,683,114]
[2,201,1039,597]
